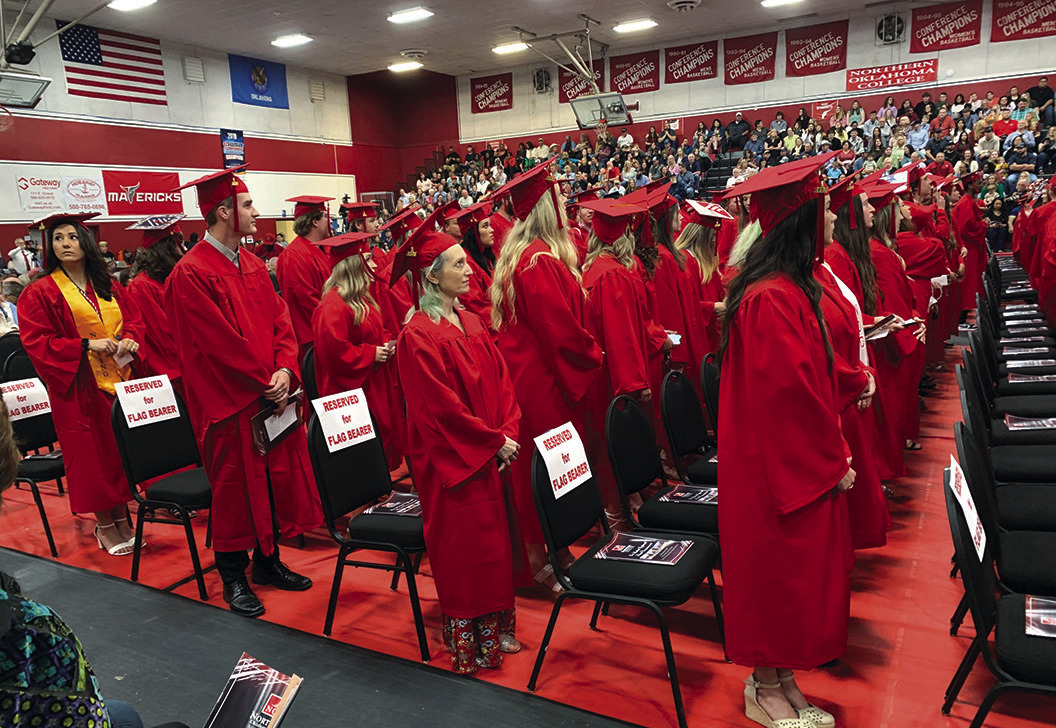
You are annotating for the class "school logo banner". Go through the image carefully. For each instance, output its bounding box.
[102,170,182,215]
[845,59,938,92]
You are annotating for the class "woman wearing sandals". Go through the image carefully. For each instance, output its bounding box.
[718,154,855,728]
[18,212,143,556]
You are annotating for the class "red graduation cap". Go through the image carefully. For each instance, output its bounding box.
[682,200,734,230]
[379,204,423,242]
[905,200,936,233]
[287,195,334,220]
[451,202,491,238]
[388,206,461,309]
[959,170,983,186]
[645,187,678,217]
[565,187,604,212]
[173,165,250,231]
[340,200,378,221]
[503,158,564,226]
[125,214,186,248]
[828,173,864,230]
[315,232,375,268]
[262,233,276,244]
[437,200,463,230]
[861,180,900,208]
[32,212,100,265]
[577,198,647,245]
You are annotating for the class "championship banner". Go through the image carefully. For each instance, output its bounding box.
[609,50,660,94]
[990,0,1056,42]
[911,0,982,53]
[469,73,513,114]
[664,41,718,84]
[229,53,289,109]
[785,20,848,78]
[102,170,182,216]
[558,59,604,104]
[846,59,938,92]
[724,31,778,86]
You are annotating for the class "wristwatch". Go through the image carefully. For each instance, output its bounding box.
[81,338,89,352]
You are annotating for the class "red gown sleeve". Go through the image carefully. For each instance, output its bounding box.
[595,270,650,396]
[16,280,83,395]
[311,294,376,392]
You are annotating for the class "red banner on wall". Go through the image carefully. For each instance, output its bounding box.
[558,60,605,104]
[664,41,718,84]
[910,0,982,52]
[845,59,938,92]
[724,32,778,86]
[102,170,182,216]
[609,50,660,94]
[811,100,839,123]
[469,73,513,114]
[785,20,848,78]
[990,0,1056,42]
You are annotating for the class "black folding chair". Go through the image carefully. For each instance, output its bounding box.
[306,414,428,661]
[301,345,319,405]
[528,448,722,728]
[4,353,65,508]
[0,332,24,381]
[659,370,717,485]
[110,389,214,600]
[699,353,720,439]
[942,471,1056,727]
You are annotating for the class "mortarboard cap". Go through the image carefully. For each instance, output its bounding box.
[828,173,864,229]
[287,195,334,220]
[340,200,379,221]
[262,233,276,244]
[566,187,604,212]
[503,158,564,226]
[173,165,250,225]
[451,202,491,238]
[959,170,983,186]
[682,200,734,230]
[32,211,99,233]
[724,151,837,240]
[438,200,463,225]
[126,214,186,248]
[577,198,647,246]
[905,200,936,232]
[378,204,423,242]
[315,232,375,268]
[388,206,460,290]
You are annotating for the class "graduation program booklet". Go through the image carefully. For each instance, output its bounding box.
[1007,373,1056,383]
[999,336,1047,344]
[659,485,718,504]
[594,532,693,566]
[863,314,898,341]
[1002,347,1051,356]
[203,653,302,728]
[1004,359,1056,369]
[250,392,304,457]
[364,492,422,517]
[1004,414,1056,430]
[1025,595,1056,638]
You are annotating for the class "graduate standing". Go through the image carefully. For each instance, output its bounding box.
[676,201,735,357]
[452,202,496,324]
[166,168,322,617]
[951,173,988,318]
[18,212,144,556]
[392,213,522,674]
[276,195,335,363]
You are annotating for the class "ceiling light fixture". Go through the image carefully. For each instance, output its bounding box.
[107,0,157,10]
[388,7,434,24]
[272,33,313,48]
[388,60,423,72]
[760,0,803,7]
[492,41,529,55]
[613,18,658,33]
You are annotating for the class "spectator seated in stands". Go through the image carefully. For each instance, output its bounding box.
[744,131,765,163]
[725,112,750,152]
[1026,75,1055,128]
[927,150,954,177]
[1005,140,1038,190]
[992,108,1018,138]
[907,120,929,151]
[1002,120,1036,155]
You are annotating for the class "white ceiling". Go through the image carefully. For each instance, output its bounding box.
[19,0,926,77]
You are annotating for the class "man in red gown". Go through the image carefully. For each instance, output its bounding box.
[277,195,334,364]
[950,172,987,319]
[565,188,602,268]
[167,168,322,617]
[488,188,515,257]
[253,233,282,263]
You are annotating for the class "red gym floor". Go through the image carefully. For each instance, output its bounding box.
[0,345,1050,728]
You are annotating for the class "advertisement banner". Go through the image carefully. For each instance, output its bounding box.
[469,73,514,114]
[16,174,63,214]
[609,50,660,94]
[664,41,718,84]
[724,32,778,86]
[220,128,245,169]
[15,171,106,215]
[990,0,1056,42]
[62,174,107,215]
[558,59,605,104]
[229,53,289,109]
[845,59,938,91]
[911,0,983,52]
[785,20,849,78]
[102,170,182,216]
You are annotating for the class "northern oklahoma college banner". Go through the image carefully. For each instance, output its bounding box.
[664,41,718,84]
[609,50,660,94]
[785,20,848,78]
[102,170,182,216]
[724,32,778,86]
[559,60,604,104]
[911,0,982,53]
[469,73,513,114]
[846,59,938,91]
[990,0,1056,42]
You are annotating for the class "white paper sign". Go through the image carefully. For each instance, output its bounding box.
[310,388,375,453]
[264,403,299,441]
[534,421,592,499]
[114,375,179,428]
[949,456,986,562]
[0,378,51,421]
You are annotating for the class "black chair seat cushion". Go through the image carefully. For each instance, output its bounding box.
[995,594,1056,684]
[995,485,1056,531]
[637,489,719,534]
[991,419,1056,446]
[144,468,212,508]
[686,457,718,485]
[991,445,1056,483]
[992,395,1056,418]
[996,378,1056,396]
[347,512,425,550]
[998,531,1056,595]
[17,456,65,482]
[568,531,717,601]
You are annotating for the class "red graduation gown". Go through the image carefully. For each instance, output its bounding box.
[718,273,853,668]
[459,256,493,326]
[166,242,323,554]
[568,223,589,268]
[632,256,669,426]
[496,241,602,562]
[716,218,737,272]
[489,213,513,259]
[276,235,330,364]
[698,268,725,358]
[824,244,866,309]
[124,272,181,389]
[1038,207,1056,324]
[398,310,521,619]
[897,231,950,364]
[654,247,709,381]
[253,244,282,263]
[311,288,405,470]
[951,195,988,311]
[18,277,141,514]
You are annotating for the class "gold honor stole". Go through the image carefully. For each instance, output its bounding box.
[51,270,129,395]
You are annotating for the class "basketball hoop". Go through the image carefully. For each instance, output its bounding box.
[0,105,13,133]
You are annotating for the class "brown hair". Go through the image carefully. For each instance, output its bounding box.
[293,210,325,237]
[0,399,20,495]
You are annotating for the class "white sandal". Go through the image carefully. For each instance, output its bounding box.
[744,675,818,728]
[94,523,134,556]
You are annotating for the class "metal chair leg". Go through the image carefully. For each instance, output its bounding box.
[390,553,403,591]
[589,601,603,629]
[942,635,982,714]
[130,507,146,583]
[648,602,689,728]
[706,572,728,661]
[403,555,430,662]
[527,592,568,692]
[323,548,348,636]
[180,507,208,601]
[55,475,65,496]
[22,479,57,557]
[968,684,1009,728]
[205,509,213,549]
[950,594,969,636]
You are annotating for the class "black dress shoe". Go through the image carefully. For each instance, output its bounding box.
[251,559,312,591]
[222,578,265,617]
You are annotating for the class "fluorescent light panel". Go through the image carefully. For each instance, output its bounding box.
[613,18,657,33]
[388,61,424,72]
[493,42,529,55]
[760,0,803,7]
[388,7,434,24]
[107,0,156,10]
[272,34,313,48]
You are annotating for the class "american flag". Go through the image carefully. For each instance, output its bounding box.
[57,21,167,106]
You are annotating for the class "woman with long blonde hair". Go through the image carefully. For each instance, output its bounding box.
[489,163,603,589]
[312,233,405,469]
[676,200,736,355]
